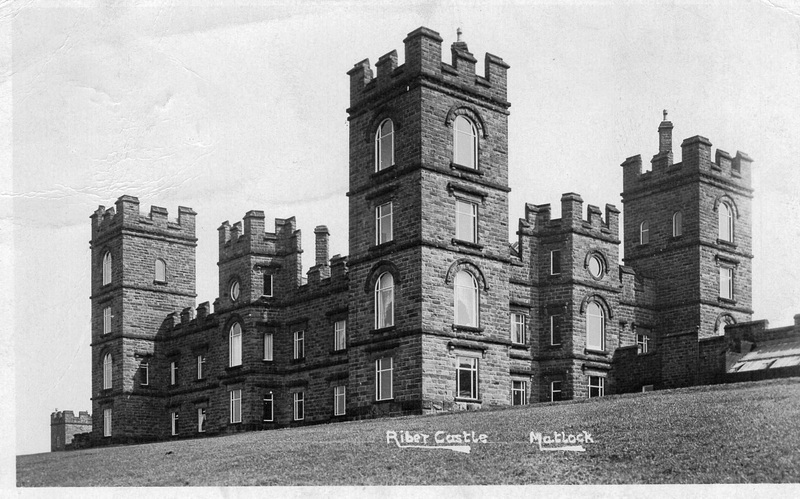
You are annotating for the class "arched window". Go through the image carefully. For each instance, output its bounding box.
[718,202,733,242]
[375,119,394,172]
[375,272,394,329]
[102,251,112,285]
[453,116,477,169]
[154,259,166,282]
[229,322,242,367]
[103,353,112,390]
[716,315,735,336]
[454,270,479,327]
[586,302,605,351]
[672,211,683,237]
[639,221,649,245]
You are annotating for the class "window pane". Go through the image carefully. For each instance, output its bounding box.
[455,200,477,243]
[376,119,394,171]
[719,203,732,241]
[673,211,682,237]
[230,323,242,367]
[155,259,166,282]
[454,116,476,168]
[587,303,604,350]
[264,274,273,296]
[376,273,394,328]
[264,333,273,361]
[454,271,478,326]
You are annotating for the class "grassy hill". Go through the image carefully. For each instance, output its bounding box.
[17,378,800,486]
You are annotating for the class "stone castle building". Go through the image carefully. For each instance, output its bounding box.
[71,27,798,447]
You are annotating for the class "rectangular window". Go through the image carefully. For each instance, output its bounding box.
[263,392,274,422]
[550,250,561,275]
[263,333,273,361]
[334,320,346,351]
[196,355,205,380]
[197,407,206,433]
[293,331,305,360]
[263,274,273,297]
[171,411,179,436]
[719,266,733,300]
[375,357,394,401]
[103,306,111,335]
[636,329,650,354]
[588,376,605,398]
[230,389,242,424]
[511,313,526,345]
[550,314,562,346]
[139,361,149,386]
[294,392,305,421]
[334,385,346,416]
[170,361,178,386]
[455,199,478,243]
[456,357,479,400]
[375,202,393,245]
[512,380,527,406]
[103,408,112,437]
[551,381,562,402]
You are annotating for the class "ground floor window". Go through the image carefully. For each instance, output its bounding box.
[588,376,605,398]
[197,407,206,433]
[375,357,393,401]
[334,385,346,416]
[551,381,562,402]
[294,392,305,421]
[103,408,112,437]
[512,380,527,406]
[637,333,650,354]
[456,356,479,400]
[171,411,179,436]
[230,389,242,423]
[263,392,274,422]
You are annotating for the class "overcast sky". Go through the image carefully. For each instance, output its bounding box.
[5,0,800,457]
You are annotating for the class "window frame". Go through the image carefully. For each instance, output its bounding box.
[154,258,166,283]
[639,221,649,245]
[456,356,479,400]
[103,408,112,437]
[230,280,240,302]
[102,306,111,335]
[229,389,242,424]
[511,313,526,345]
[196,355,205,380]
[229,322,242,367]
[453,115,478,169]
[550,314,562,346]
[375,118,395,172]
[375,356,394,401]
[263,274,273,297]
[263,333,273,361]
[263,392,274,422]
[197,407,207,433]
[170,410,179,436]
[334,385,346,416]
[375,201,393,245]
[636,333,649,354]
[550,249,561,275]
[586,302,605,351]
[719,265,734,300]
[103,353,112,390]
[454,270,479,327]
[293,330,305,360]
[512,380,527,406]
[139,360,149,386]
[550,381,562,402]
[375,272,395,329]
[334,320,346,351]
[169,361,178,386]
[672,211,683,237]
[588,376,605,398]
[455,199,478,244]
[293,392,305,421]
[102,251,112,286]
[718,202,733,242]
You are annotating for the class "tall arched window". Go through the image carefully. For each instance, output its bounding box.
[639,221,649,245]
[154,259,166,282]
[375,119,394,172]
[102,251,112,285]
[229,322,242,367]
[453,116,477,169]
[375,272,394,329]
[586,302,605,351]
[718,202,733,242]
[672,211,683,237]
[103,353,112,390]
[454,270,479,327]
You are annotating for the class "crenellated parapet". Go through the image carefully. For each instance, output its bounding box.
[91,195,196,243]
[347,26,509,111]
[51,410,92,425]
[521,193,620,241]
[218,212,301,262]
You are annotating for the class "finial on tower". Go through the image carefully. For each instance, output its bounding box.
[663,109,668,122]
[457,27,462,42]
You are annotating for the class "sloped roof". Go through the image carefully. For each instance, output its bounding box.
[729,336,800,373]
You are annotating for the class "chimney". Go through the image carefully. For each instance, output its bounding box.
[659,109,673,154]
[314,225,330,267]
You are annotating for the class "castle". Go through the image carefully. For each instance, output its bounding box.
[61,27,799,448]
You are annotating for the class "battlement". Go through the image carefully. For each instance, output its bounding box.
[522,193,619,238]
[218,212,301,261]
[622,116,753,194]
[348,26,509,109]
[91,195,196,241]
[51,410,92,425]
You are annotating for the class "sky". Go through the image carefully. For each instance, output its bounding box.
[3,0,800,460]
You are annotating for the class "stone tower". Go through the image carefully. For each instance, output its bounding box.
[621,115,754,340]
[345,27,512,415]
[90,196,196,443]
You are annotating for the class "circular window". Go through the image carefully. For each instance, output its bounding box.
[588,255,604,279]
[230,280,240,301]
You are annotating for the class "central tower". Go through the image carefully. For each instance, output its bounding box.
[346,27,512,416]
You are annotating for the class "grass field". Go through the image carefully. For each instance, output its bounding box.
[17,378,800,486]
